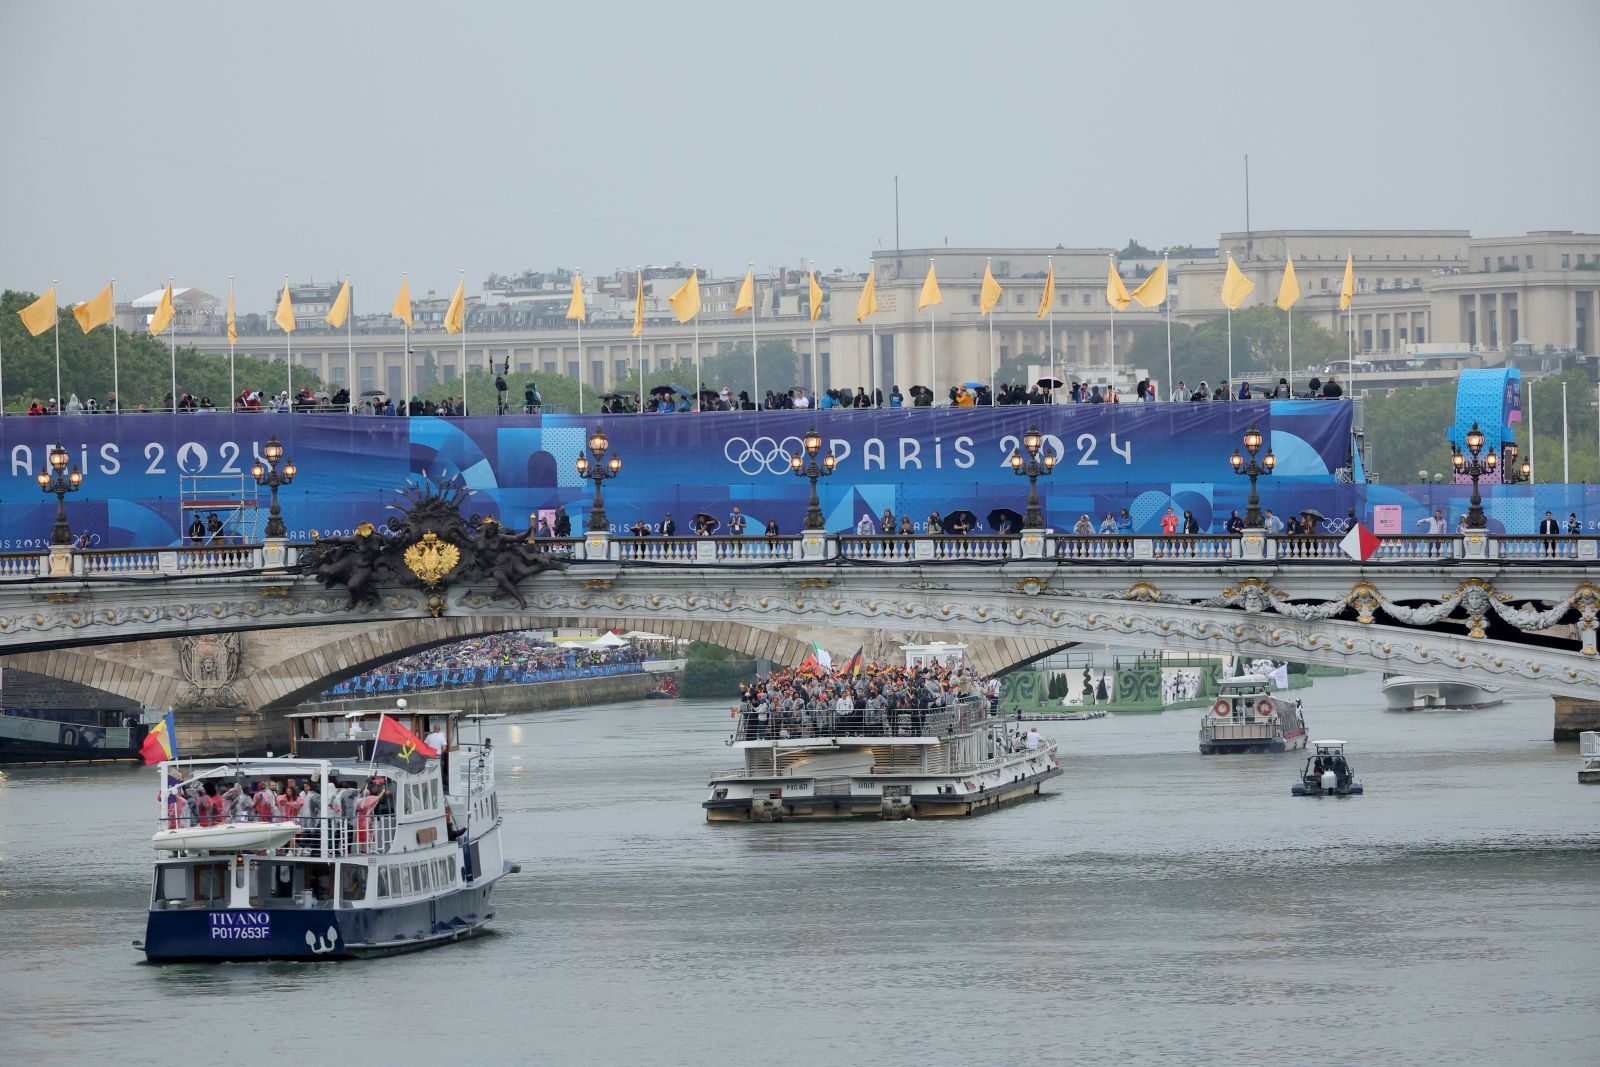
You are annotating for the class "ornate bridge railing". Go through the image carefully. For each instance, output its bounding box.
[1,533,1595,583]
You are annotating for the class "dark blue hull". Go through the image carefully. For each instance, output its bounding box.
[141,869,507,962]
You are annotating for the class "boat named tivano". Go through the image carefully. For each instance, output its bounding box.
[1198,675,1308,755]
[705,697,1060,821]
[138,705,512,962]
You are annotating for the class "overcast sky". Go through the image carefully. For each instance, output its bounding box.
[2,0,1596,309]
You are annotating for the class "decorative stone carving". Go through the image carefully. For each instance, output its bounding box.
[176,632,244,707]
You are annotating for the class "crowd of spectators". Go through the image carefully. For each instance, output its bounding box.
[735,657,999,739]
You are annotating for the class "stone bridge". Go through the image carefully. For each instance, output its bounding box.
[0,531,1595,744]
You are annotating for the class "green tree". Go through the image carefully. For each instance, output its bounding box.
[680,640,757,698]
[0,289,322,411]
[701,340,801,402]
[1126,305,1346,391]
[1119,238,1155,259]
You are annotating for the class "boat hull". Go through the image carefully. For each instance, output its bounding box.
[704,764,1062,822]
[141,869,506,962]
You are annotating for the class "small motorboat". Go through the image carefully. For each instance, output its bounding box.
[1291,739,1364,796]
[152,821,303,853]
[646,676,679,700]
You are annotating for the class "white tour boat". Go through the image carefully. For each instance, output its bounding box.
[704,697,1061,821]
[1381,674,1503,712]
[138,704,513,962]
[1198,674,1308,755]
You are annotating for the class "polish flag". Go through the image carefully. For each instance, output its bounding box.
[1339,522,1380,561]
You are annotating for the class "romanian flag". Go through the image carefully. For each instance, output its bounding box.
[372,714,437,774]
[140,711,177,765]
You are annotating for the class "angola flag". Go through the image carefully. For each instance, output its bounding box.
[372,715,437,774]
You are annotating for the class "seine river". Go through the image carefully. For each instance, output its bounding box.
[2,672,1597,1065]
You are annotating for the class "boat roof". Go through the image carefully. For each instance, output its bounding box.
[1311,739,1347,748]
[734,736,939,750]
[287,707,466,719]
[1220,674,1270,686]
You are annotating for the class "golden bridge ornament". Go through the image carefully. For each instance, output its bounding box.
[404,532,460,589]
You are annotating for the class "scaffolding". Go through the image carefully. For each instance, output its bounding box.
[179,473,263,545]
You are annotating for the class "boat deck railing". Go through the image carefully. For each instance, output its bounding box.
[732,697,992,743]
[158,814,398,858]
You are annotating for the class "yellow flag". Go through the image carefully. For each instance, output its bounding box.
[1130,259,1168,309]
[274,283,296,333]
[566,274,587,322]
[392,278,413,326]
[73,283,114,334]
[1106,259,1131,311]
[226,281,237,344]
[1220,254,1254,309]
[18,287,57,337]
[1276,256,1301,311]
[631,273,644,338]
[808,271,824,323]
[1036,260,1055,320]
[979,263,1002,316]
[149,283,175,336]
[443,279,466,334]
[1339,253,1355,311]
[733,270,755,315]
[855,270,878,323]
[669,272,701,324]
[326,280,351,328]
[918,263,942,310]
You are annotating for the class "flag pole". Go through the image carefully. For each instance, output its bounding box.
[750,262,759,410]
[402,272,411,414]
[169,277,179,412]
[809,260,819,404]
[346,280,354,413]
[986,257,995,402]
[1562,379,1569,483]
[1163,256,1172,401]
[111,278,120,414]
[929,258,937,404]
[0,302,6,415]
[576,269,585,416]
[52,279,61,408]
[693,264,702,410]
[1346,248,1354,388]
[1286,249,1294,393]
[283,275,292,413]
[1047,255,1055,405]
[1226,305,1234,391]
[1527,380,1535,484]
[458,269,467,418]
[636,267,643,416]
[226,277,234,410]
[1108,257,1115,391]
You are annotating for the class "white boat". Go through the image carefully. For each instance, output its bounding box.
[704,697,1061,821]
[1198,675,1308,755]
[1382,674,1503,711]
[1291,739,1365,796]
[138,705,513,962]
[152,821,302,853]
[1580,731,1600,785]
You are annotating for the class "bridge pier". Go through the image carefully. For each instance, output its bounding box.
[1553,696,1600,742]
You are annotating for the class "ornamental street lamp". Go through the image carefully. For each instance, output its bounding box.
[37,441,83,546]
[789,426,836,531]
[1229,423,1276,528]
[1498,439,1530,485]
[1450,421,1496,529]
[250,435,297,539]
[575,425,622,532]
[1008,426,1057,529]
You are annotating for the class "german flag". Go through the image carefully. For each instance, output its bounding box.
[842,646,864,677]
[373,715,437,774]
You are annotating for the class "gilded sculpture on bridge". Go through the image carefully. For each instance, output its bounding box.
[298,473,567,614]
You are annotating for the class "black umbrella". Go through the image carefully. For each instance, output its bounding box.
[670,385,692,398]
[692,512,720,534]
[1037,376,1065,389]
[649,385,675,396]
[944,510,978,534]
[599,392,626,401]
[987,508,1024,533]
[1300,507,1327,521]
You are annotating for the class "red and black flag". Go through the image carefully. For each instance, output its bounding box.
[372,715,437,774]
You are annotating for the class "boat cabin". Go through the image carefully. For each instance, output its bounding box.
[289,706,464,761]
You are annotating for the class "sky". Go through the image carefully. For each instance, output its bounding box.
[2,0,1597,311]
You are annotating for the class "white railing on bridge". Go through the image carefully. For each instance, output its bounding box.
[1,532,1594,583]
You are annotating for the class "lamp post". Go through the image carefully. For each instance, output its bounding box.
[1229,423,1276,527]
[1450,421,1496,529]
[37,441,83,546]
[575,425,622,533]
[250,435,297,539]
[1008,426,1057,529]
[789,426,836,531]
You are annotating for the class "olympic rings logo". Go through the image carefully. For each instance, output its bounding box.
[723,436,806,476]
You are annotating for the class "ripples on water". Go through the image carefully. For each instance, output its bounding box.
[1,673,1596,1065]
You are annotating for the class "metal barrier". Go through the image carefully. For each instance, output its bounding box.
[733,697,988,742]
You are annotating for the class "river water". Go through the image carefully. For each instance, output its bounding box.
[2,672,1597,1065]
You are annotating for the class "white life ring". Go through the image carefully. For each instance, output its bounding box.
[1212,699,1230,718]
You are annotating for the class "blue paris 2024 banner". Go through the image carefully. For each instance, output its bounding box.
[0,402,1591,549]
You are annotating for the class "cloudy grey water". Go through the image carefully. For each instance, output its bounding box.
[2,672,1597,1066]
